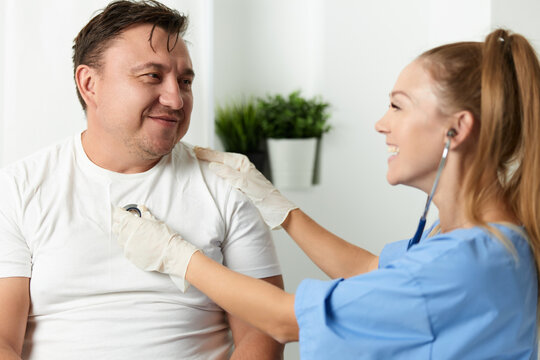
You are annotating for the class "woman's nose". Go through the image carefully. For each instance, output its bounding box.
[375,111,390,134]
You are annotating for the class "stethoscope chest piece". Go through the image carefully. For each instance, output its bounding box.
[123,204,142,217]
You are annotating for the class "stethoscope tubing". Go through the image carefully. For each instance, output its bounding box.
[407,135,453,250]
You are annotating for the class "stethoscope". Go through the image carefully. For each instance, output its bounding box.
[407,129,456,250]
[124,204,142,217]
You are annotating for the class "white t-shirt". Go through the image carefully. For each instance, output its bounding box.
[0,134,281,360]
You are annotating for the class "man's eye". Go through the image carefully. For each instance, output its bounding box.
[146,73,160,80]
[180,79,193,88]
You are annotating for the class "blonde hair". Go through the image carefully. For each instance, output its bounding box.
[419,29,540,288]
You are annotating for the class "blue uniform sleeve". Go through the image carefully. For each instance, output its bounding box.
[295,268,434,359]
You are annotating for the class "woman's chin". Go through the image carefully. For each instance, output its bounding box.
[386,173,400,186]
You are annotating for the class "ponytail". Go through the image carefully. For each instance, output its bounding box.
[500,31,540,274]
[467,29,540,287]
[420,29,540,292]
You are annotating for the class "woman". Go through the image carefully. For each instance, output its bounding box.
[113,28,540,358]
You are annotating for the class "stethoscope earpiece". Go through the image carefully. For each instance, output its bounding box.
[447,129,457,138]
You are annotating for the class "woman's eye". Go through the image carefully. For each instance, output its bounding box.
[390,102,400,110]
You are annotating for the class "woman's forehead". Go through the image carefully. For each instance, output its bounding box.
[392,61,439,105]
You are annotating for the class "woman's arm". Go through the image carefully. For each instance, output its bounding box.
[283,209,379,278]
[194,148,379,279]
[187,253,299,344]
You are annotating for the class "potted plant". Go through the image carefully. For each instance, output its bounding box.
[214,98,266,172]
[257,90,331,189]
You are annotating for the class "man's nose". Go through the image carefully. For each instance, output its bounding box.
[159,78,184,110]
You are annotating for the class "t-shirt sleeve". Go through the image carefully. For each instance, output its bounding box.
[294,268,433,359]
[0,170,31,278]
[220,188,281,278]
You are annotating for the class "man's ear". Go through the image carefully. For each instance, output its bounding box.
[75,65,98,109]
[448,110,474,150]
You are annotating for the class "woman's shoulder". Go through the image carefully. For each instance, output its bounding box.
[423,222,531,262]
[407,223,535,292]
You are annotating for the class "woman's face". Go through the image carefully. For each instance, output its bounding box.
[375,60,451,192]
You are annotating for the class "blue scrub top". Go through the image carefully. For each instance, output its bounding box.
[295,222,538,359]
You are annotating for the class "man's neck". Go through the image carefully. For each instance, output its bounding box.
[81,130,161,174]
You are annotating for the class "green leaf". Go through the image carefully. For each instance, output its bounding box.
[214,98,264,153]
[257,90,332,139]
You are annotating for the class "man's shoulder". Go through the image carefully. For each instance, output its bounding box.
[1,135,76,180]
[170,143,256,214]
[171,142,232,192]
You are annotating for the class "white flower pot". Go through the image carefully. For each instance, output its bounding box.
[267,138,318,189]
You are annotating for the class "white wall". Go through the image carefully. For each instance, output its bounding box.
[491,0,540,47]
[213,0,325,105]
[2,0,98,165]
[0,1,5,164]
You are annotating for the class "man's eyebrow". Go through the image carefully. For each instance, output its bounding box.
[130,62,195,78]
[181,68,195,78]
[130,62,166,73]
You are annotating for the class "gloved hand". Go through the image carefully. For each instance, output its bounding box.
[194,147,298,230]
[112,205,200,292]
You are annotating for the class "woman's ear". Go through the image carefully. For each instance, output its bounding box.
[75,65,98,110]
[448,110,474,149]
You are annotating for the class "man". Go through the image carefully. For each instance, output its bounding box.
[0,1,284,359]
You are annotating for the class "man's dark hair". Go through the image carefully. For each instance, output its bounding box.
[72,0,189,110]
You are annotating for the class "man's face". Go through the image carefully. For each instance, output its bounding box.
[91,23,194,161]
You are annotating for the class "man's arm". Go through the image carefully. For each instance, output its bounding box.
[0,277,30,359]
[228,275,284,360]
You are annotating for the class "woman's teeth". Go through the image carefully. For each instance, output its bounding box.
[388,145,399,155]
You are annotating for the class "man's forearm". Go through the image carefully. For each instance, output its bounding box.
[230,330,284,360]
[0,277,30,360]
[0,343,23,360]
[228,275,285,359]
[186,254,298,343]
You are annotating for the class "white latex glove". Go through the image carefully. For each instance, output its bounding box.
[112,205,199,292]
[194,147,298,230]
